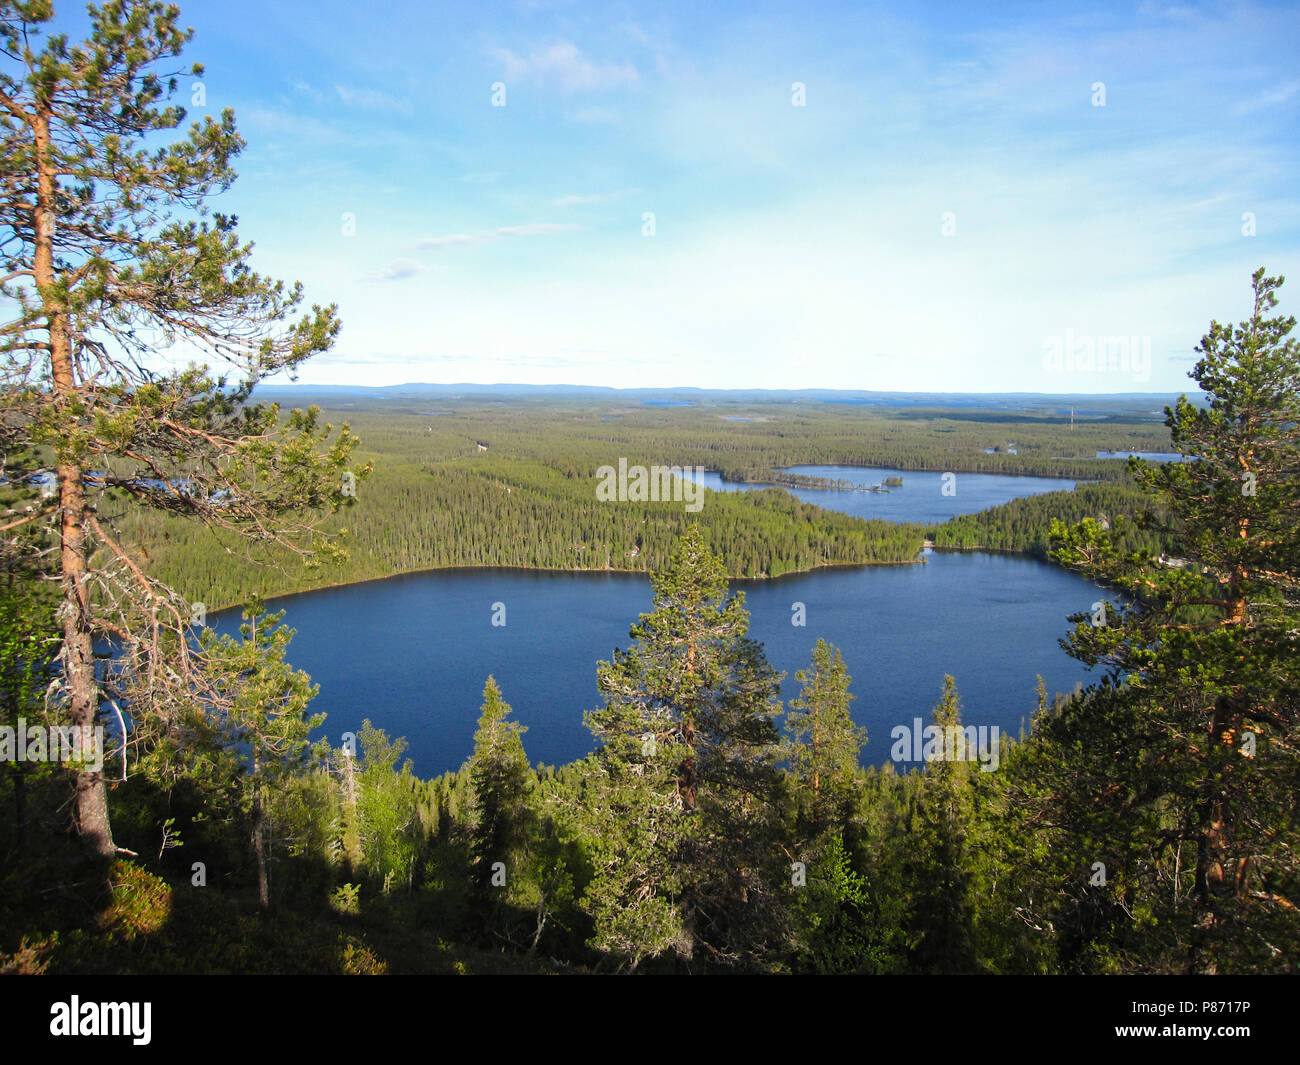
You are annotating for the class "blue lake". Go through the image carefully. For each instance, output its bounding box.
[212,551,1105,778]
[681,465,1076,524]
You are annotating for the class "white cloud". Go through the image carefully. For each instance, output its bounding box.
[552,189,640,206]
[333,83,414,113]
[1237,80,1300,114]
[287,77,326,103]
[490,40,638,91]
[417,223,578,250]
[1137,2,1202,21]
[284,77,414,114]
[496,223,579,237]
[417,233,483,250]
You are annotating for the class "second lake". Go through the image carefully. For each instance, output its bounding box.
[682,465,1076,523]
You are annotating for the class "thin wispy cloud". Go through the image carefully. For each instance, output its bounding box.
[417,233,482,250]
[1237,80,1300,114]
[334,83,414,113]
[286,76,325,103]
[1137,2,1203,20]
[496,223,579,237]
[552,189,639,206]
[286,76,413,113]
[417,223,578,250]
[490,40,639,91]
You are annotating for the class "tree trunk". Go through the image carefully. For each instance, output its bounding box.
[1196,695,1239,901]
[341,749,363,875]
[14,762,29,853]
[34,105,115,858]
[1197,581,1250,908]
[61,474,115,857]
[812,707,821,798]
[253,779,269,908]
[528,896,547,956]
[680,639,698,809]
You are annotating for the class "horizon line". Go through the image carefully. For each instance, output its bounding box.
[258,380,1193,398]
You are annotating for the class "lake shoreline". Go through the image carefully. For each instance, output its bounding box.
[209,551,934,617]
[204,464,1103,615]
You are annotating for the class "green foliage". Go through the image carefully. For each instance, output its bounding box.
[465,678,532,934]
[200,603,324,789]
[1024,268,1300,973]
[785,638,867,832]
[198,601,324,904]
[580,526,786,970]
[790,833,904,974]
[330,883,361,915]
[931,481,1168,557]
[0,550,62,851]
[901,676,981,973]
[352,720,420,893]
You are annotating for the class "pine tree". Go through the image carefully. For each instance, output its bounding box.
[581,525,785,970]
[1042,268,1300,971]
[201,599,323,907]
[0,0,361,856]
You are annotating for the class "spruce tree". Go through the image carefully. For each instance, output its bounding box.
[785,637,866,833]
[902,675,979,973]
[466,676,532,935]
[0,1,361,856]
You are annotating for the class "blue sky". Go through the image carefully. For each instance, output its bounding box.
[59,0,1300,391]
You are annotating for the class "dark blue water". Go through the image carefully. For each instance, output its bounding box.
[681,465,1075,523]
[211,551,1103,778]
